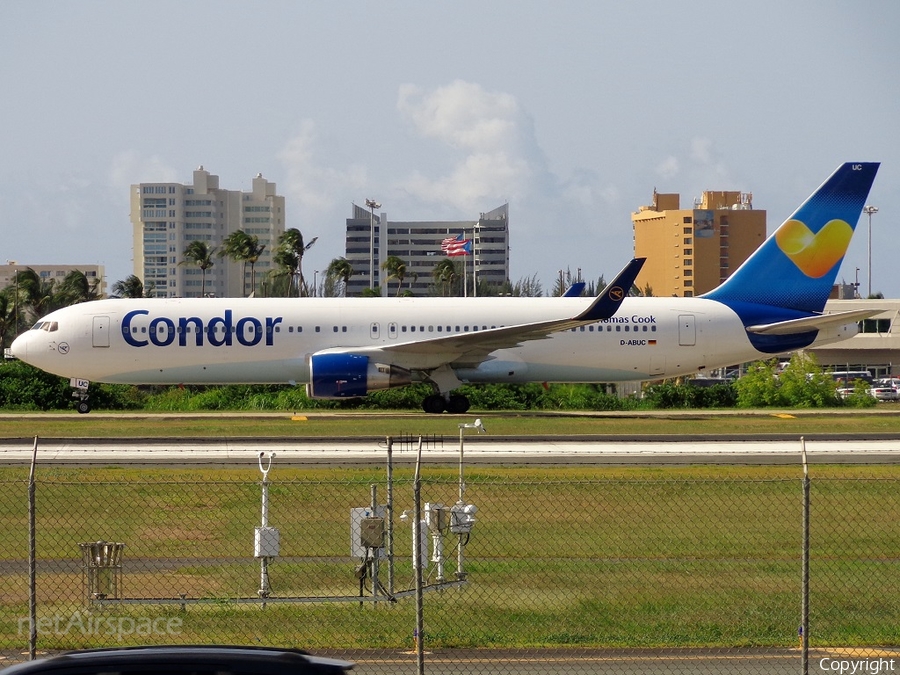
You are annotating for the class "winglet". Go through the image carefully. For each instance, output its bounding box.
[562,282,586,297]
[574,258,645,321]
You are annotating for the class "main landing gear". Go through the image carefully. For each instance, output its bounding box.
[422,393,470,414]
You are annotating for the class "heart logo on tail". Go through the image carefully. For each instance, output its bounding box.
[775,219,853,278]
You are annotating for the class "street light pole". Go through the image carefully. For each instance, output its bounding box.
[365,199,381,291]
[863,205,878,298]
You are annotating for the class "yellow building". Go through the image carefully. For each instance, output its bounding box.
[632,189,766,297]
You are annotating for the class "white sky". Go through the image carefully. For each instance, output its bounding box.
[1,1,897,296]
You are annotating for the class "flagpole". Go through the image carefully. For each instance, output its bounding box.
[472,225,477,298]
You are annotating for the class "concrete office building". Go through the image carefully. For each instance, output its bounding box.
[632,189,766,297]
[343,203,510,296]
[0,263,106,297]
[130,167,284,298]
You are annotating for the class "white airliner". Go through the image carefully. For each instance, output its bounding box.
[10,162,880,414]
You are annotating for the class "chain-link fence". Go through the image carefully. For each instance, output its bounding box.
[1,456,898,674]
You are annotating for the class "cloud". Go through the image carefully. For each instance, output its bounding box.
[395,80,538,211]
[108,151,178,189]
[277,119,367,215]
[656,156,679,179]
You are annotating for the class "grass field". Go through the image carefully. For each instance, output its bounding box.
[1,464,897,651]
[3,408,900,439]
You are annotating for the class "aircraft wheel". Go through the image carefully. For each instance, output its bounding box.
[422,394,447,414]
[447,394,470,414]
[76,401,91,414]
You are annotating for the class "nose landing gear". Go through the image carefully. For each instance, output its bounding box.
[70,378,92,414]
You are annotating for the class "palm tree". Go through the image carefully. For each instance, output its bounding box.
[0,288,19,350]
[273,228,317,297]
[220,230,267,297]
[382,256,407,297]
[58,270,103,305]
[326,257,354,297]
[432,258,460,297]
[111,275,146,299]
[181,240,217,297]
[13,268,61,323]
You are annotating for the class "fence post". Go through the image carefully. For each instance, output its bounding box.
[28,436,38,661]
[801,437,810,675]
[386,436,394,596]
[414,436,425,675]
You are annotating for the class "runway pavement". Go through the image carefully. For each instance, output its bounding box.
[1,435,899,465]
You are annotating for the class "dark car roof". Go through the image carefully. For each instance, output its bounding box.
[0,645,353,674]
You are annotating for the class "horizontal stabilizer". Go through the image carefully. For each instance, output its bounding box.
[745,308,882,335]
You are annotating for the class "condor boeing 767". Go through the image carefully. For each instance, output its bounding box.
[10,162,880,413]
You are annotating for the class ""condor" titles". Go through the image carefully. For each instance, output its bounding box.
[121,309,283,348]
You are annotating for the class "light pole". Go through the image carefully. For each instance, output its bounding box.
[313,270,318,297]
[365,199,381,290]
[457,418,486,503]
[863,205,878,298]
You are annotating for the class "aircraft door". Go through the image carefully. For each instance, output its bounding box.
[370,322,380,340]
[678,315,696,346]
[92,316,110,348]
[388,322,398,339]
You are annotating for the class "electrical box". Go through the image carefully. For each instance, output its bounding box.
[450,502,477,534]
[350,506,386,557]
[254,526,280,558]
[425,502,446,532]
[360,517,385,549]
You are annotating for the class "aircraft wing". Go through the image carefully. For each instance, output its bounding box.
[745,308,882,335]
[318,258,645,369]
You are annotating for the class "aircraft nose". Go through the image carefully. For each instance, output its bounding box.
[9,333,27,361]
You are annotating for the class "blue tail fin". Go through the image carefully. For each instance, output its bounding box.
[702,162,879,314]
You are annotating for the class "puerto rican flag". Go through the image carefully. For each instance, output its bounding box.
[441,233,472,257]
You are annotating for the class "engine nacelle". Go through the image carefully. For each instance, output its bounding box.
[307,352,412,399]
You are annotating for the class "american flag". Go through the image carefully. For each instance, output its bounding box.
[441,233,472,257]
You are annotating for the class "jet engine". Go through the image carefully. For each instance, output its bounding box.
[307,352,412,399]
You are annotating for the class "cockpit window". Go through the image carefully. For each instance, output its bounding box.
[31,321,58,332]
[31,322,43,330]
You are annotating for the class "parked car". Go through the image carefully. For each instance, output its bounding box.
[870,379,900,401]
[0,646,354,674]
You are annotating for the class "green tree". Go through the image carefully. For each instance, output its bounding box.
[510,273,543,297]
[111,275,146,299]
[382,255,407,296]
[181,240,218,297]
[273,228,317,297]
[13,268,61,324]
[734,359,782,407]
[220,230,266,297]
[57,270,103,305]
[326,257,354,297]
[432,258,460,297]
[0,288,20,350]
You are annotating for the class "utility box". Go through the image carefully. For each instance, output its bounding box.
[360,517,385,549]
[254,526,280,558]
[450,502,478,534]
[79,541,124,602]
[350,506,386,557]
[425,502,446,532]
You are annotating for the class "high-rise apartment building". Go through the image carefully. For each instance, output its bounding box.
[343,203,510,296]
[632,190,766,297]
[130,167,284,298]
